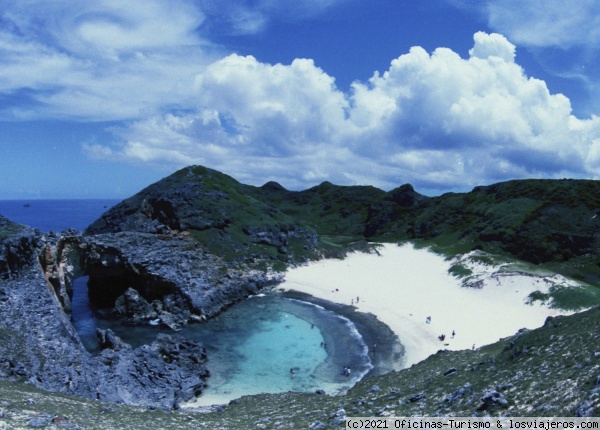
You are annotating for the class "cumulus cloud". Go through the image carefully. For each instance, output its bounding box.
[448,0,600,116]
[90,32,600,193]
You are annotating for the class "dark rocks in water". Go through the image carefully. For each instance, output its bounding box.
[114,288,157,323]
[96,328,125,351]
[0,211,284,410]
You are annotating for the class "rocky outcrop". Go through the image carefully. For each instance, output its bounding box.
[114,288,157,322]
[83,232,282,328]
[0,224,213,410]
[94,330,208,409]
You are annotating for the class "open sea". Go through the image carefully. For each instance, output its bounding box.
[0,199,120,232]
[2,199,400,404]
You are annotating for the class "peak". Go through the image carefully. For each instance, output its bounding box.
[315,181,336,189]
[261,181,287,192]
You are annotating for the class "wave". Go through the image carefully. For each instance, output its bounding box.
[287,297,374,383]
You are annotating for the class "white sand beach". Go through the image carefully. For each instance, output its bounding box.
[282,242,571,368]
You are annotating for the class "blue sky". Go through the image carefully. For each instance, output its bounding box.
[1,0,600,199]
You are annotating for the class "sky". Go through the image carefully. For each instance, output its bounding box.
[2,0,600,199]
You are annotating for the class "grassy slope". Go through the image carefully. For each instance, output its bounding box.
[1,306,599,428]
[367,179,600,283]
[85,168,600,282]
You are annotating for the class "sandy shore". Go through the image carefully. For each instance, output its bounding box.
[281,243,569,368]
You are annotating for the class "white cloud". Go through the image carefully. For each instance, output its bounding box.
[483,0,600,49]
[446,0,600,49]
[89,32,600,193]
[2,0,599,193]
[447,0,600,120]
[0,0,218,120]
[469,32,515,62]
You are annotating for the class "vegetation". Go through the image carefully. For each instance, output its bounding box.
[1,306,600,428]
[367,179,600,283]
[85,168,600,284]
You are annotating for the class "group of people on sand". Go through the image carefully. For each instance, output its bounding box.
[437,330,456,342]
[426,316,457,343]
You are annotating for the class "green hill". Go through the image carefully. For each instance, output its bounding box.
[87,167,600,282]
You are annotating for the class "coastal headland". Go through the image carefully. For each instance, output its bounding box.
[0,165,599,425]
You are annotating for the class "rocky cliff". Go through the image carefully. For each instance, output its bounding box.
[0,217,210,409]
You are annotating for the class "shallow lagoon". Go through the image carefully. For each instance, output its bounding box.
[71,278,397,405]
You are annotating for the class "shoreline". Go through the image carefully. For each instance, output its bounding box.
[280,289,405,377]
[281,242,569,368]
[184,290,403,409]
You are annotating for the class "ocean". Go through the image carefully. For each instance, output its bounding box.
[0,199,120,232]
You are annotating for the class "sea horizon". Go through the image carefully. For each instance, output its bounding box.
[0,198,121,232]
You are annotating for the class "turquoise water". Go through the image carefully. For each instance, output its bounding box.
[71,280,373,404]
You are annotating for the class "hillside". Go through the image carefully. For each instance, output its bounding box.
[87,167,600,282]
[367,179,600,283]
[1,306,599,428]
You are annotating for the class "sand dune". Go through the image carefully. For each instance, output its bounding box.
[282,243,570,368]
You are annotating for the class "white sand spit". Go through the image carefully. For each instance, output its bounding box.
[282,243,570,368]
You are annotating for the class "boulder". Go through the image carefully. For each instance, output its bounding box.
[114,288,157,322]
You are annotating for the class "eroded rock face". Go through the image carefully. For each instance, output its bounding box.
[0,222,270,409]
[83,232,283,327]
[95,329,208,408]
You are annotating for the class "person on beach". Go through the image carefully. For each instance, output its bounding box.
[351,299,354,306]
[452,330,455,338]
[426,316,431,324]
[356,296,360,303]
